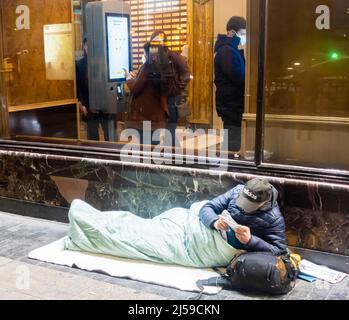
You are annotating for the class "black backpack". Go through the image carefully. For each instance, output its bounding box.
[195,252,300,299]
[148,44,177,96]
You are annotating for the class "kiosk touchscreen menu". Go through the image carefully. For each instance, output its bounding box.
[106,14,131,82]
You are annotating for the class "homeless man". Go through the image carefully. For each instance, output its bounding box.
[64,178,287,268]
[199,178,287,256]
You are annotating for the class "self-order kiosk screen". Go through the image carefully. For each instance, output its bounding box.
[106,14,131,82]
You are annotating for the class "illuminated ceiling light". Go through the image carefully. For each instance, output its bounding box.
[287,67,294,70]
[294,62,301,66]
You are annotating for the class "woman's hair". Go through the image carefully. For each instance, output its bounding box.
[142,40,174,95]
[150,30,168,44]
[143,42,161,91]
[143,42,150,56]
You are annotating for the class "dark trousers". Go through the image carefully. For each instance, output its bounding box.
[221,114,243,152]
[86,113,113,141]
[165,96,181,147]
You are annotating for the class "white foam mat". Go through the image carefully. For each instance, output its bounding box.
[28,237,222,295]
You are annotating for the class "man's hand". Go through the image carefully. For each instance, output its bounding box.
[213,218,228,231]
[235,226,252,244]
[79,103,88,117]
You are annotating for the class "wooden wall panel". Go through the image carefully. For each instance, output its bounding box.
[188,0,213,125]
[1,0,75,107]
[0,4,9,138]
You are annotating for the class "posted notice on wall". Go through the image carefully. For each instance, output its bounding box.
[43,23,74,81]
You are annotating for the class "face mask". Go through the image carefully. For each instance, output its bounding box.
[237,33,247,46]
[142,53,147,64]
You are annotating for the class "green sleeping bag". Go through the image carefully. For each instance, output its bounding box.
[64,199,245,268]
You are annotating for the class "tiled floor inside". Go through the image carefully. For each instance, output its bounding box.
[0,211,348,300]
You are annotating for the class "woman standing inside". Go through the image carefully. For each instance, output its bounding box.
[125,42,169,145]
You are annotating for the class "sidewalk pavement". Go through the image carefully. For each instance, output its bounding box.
[0,211,348,300]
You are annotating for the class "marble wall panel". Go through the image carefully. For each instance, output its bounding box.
[0,150,348,256]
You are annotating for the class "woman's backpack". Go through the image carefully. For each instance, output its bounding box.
[195,252,300,299]
[148,45,177,96]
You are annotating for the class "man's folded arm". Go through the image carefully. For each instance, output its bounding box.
[245,220,288,256]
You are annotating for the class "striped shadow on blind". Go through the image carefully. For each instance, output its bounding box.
[123,0,188,69]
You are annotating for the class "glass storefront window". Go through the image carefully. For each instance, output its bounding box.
[264,0,349,170]
[0,0,256,169]
[2,0,349,176]
[1,0,77,139]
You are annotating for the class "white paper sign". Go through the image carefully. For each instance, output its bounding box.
[300,259,347,284]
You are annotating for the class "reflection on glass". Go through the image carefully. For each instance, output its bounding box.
[144,0,180,14]
[264,0,349,170]
[0,0,76,141]
[0,0,256,166]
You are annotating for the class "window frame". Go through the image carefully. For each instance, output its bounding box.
[256,0,349,180]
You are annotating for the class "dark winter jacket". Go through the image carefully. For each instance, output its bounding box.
[214,35,245,122]
[199,185,288,256]
[76,55,89,110]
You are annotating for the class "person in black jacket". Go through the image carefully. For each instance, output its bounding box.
[76,37,111,141]
[199,178,287,256]
[214,16,246,154]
